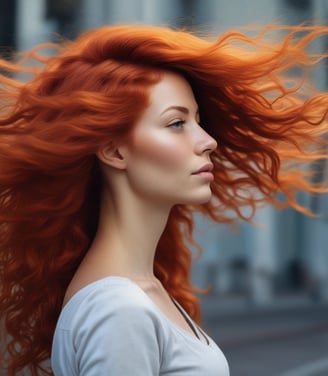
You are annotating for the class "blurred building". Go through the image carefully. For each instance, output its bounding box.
[1,0,328,307]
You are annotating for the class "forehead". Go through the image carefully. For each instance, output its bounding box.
[146,72,198,114]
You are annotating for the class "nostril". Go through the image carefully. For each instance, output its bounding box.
[204,138,218,153]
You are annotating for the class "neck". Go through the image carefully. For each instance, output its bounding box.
[86,185,171,280]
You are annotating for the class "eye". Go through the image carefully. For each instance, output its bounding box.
[168,120,185,129]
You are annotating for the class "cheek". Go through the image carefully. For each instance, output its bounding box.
[130,132,188,169]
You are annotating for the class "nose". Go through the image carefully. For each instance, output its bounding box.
[194,123,217,155]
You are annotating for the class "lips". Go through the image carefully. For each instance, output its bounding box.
[192,163,214,175]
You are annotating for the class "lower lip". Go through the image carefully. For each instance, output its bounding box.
[193,172,214,181]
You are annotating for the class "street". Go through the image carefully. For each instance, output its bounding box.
[202,296,328,376]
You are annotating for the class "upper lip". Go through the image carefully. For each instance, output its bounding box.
[192,163,214,174]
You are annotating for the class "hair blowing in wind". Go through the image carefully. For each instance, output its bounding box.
[0,24,327,375]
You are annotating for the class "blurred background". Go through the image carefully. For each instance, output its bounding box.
[1,0,328,375]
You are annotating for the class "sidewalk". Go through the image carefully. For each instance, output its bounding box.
[200,294,328,376]
[280,357,328,376]
[200,293,328,347]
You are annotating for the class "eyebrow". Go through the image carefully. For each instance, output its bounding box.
[160,105,199,116]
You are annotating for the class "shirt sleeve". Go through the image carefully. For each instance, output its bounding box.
[71,285,162,376]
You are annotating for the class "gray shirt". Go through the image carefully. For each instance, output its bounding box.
[51,276,230,375]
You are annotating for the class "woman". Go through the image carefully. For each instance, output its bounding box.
[0,24,327,375]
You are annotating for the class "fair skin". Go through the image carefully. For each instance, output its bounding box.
[64,71,217,338]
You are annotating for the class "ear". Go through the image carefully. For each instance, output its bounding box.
[96,142,128,170]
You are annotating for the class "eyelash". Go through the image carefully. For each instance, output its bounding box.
[167,118,202,129]
[168,120,185,129]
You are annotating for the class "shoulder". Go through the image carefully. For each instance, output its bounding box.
[52,277,165,375]
[56,276,165,333]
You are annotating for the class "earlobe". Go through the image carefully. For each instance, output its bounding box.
[96,142,127,170]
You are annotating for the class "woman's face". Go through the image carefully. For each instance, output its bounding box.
[122,71,217,207]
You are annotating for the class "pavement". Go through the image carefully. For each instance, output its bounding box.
[200,293,328,376]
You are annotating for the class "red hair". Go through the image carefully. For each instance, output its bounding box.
[0,24,328,375]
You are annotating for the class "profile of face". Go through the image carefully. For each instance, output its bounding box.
[101,71,217,208]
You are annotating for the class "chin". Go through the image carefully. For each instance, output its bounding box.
[193,195,212,205]
[179,189,213,205]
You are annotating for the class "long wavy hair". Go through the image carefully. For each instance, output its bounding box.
[0,24,328,375]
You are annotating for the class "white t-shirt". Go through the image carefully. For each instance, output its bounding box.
[51,276,230,375]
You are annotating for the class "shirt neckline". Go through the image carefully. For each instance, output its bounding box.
[62,275,211,347]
